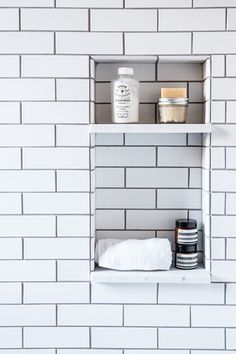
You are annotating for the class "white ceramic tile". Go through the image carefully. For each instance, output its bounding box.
[194,32,236,54]
[192,306,236,327]
[211,238,225,259]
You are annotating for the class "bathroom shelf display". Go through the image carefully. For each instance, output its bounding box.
[89,55,212,285]
[89,123,212,134]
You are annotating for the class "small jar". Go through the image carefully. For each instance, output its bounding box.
[175,243,198,270]
[175,219,198,245]
[158,98,188,123]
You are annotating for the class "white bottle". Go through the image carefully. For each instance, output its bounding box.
[112,67,139,123]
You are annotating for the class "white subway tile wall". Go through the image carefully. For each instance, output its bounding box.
[0,1,233,353]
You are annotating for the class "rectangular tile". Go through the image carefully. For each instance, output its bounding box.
[0,328,22,349]
[57,170,89,192]
[92,328,157,349]
[212,171,236,192]
[57,33,123,54]
[193,32,236,54]
[57,79,90,101]
[212,261,236,282]
[126,0,191,8]
[0,239,22,259]
[126,33,191,55]
[0,261,55,281]
[127,210,187,229]
[56,125,89,147]
[158,147,201,167]
[212,79,236,99]
[159,9,225,31]
[159,328,224,349]
[192,306,236,327]
[91,9,157,31]
[57,0,123,7]
[96,210,124,229]
[0,283,22,304]
[158,189,201,209]
[57,260,90,281]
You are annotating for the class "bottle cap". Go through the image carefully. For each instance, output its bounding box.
[118,67,134,76]
[176,219,197,229]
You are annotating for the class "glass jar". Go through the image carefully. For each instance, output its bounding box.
[175,218,198,245]
[158,98,188,123]
[175,243,198,270]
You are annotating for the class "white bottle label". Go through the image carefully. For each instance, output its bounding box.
[112,79,139,123]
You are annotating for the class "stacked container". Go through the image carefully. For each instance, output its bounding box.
[175,219,198,270]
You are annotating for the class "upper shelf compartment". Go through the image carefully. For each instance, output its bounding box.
[90,55,211,128]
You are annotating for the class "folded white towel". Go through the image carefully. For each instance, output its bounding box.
[95,238,172,271]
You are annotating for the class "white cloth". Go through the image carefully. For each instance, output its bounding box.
[95,238,172,271]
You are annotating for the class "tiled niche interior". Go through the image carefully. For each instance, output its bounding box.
[89,56,211,276]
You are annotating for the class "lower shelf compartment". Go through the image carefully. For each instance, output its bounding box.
[91,265,211,284]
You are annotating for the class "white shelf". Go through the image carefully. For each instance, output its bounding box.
[90,265,211,284]
[89,123,212,134]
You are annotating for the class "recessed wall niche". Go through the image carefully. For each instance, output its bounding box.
[89,55,211,283]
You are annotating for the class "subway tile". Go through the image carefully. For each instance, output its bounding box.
[0,239,22,260]
[96,189,155,209]
[57,79,90,101]
[23,193,89,214]
[24,327,89,349]
[97,230,155,240]
[96,168,124,188]
[212,79,236,100]
[0,328,22,349]
[57,215,90,237]
[192,306,236,327]
[57,0,123,7]
[92,283,157,303]
[226,284,236,304]
[194,32,236,54]
[126,168,188,188]
[212,260,236,282]
[0,32,53,54]
[212,125,236,146]
[159,9,225,31]
[125,133,186,145]
[0,283,22,304]
[96,147,156,167]
[24,238,89,260]
[158,147,201,167]
[0,125,54,147]
[158,64,201,81]
[228,9,236,30]
[57,260,90,281]
[127,210,187,229]
[189,168,201,188]
[212,215,236,237]
[57,171,89,192]
[58,305,122,326]
[227,239,236,259]
[227,101,236,123]
[211,238,225,259]
[0,193,21,214]
[211,193,225,215]
[0,148,21,169]
[212,171,236,192]
[0,56,19,77]
[0,351,56,354]
[226,148,236,168]
[124,351,189,354]
[96,210,124,230]
[0,103,20,124]
[0,79,54,101]
[124,305,189,326]
[226,194,236,215]
[23,102,89,124]
[91,9,157,31]
[0,9,18,30]
[0,171,55,192]
[23,148,89,169]
[21,9,88,30]
[126,0,192,7]
[125,33,191,55]
[158,189,201,209]
[194,0,236,6]
[92,328,157,349]
[212,55,225,77]
[0,305,55,326]
[0,0,54,6]
[22,55,89,77]
[0,215,55,237]
[159,328,224,349]
[57,33,123,54]
[227,329,236,350]
[24,282,89,304]
[95,134,123,146]
[56,125,89,147]
[211,147,225,169]
[158,283,224,304]
[189,83,203,103]
[211,101,225,124]
[0,260,55,281]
